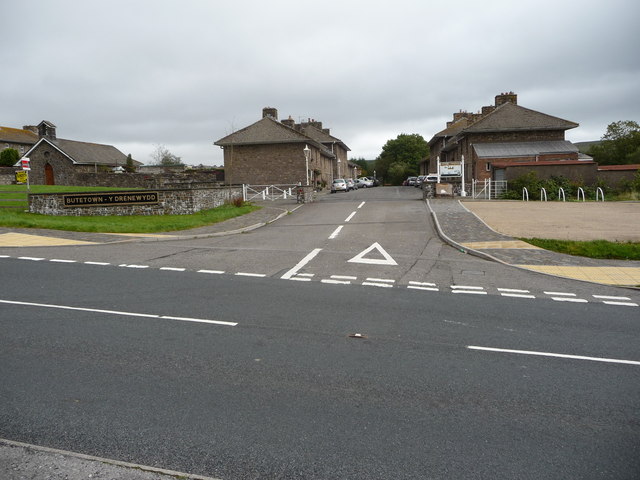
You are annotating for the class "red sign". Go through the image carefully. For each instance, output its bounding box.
[21,158,30,171]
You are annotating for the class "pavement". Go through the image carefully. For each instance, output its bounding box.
[1,195,640,479]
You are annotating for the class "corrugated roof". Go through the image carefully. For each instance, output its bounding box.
[492,160,595,168]
[473,140,579,158]
[0,126,38,144]
[462,102,578,133]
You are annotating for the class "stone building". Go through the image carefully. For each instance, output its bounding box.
[214,108,351,188]
[426,93,581,182]
[0,124,39,157]
[20,121,141,185]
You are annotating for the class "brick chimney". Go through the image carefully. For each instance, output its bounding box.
[281,115,295,128]
[262,107,278,120]
[22,125,38,134]
[495,92,517,107]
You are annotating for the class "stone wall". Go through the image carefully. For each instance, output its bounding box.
[29,186,243,216]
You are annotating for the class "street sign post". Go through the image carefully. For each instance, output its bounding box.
[20,157,30,191]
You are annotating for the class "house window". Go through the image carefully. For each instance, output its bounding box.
[486,162,491,171]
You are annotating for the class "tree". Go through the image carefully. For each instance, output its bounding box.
[350,157,371,176]
[0,148,20,167]
[124,154,136,172]
[150,144,184,166]
[588,120,640,165]
[375,133,429,184]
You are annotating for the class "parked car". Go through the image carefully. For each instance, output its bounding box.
[356,177,374,188]
[370,177,380,187]
[415,175,426,187]
[425,174,438,183]
[331,178,348,193]
[406,176,418,186]
[346,178,357,191]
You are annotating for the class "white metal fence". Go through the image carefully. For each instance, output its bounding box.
[471,179,508,199]
[242,184,298,202]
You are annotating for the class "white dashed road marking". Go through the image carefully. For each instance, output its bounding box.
[328,226,343,239]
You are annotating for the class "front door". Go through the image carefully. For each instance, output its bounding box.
[45,163,55,185]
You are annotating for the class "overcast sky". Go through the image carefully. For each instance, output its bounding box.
[3,0,639,166]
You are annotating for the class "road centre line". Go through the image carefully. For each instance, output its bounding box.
[198,269,225,274]
[451,285,484,290]
[407,285,439,291]
[345,211,357,222]
[18,257,44,261]
[545,291,575,296]
[281,248,322,280]
[332,275,357,280]
[235,272,266,277]
[119,264,149,269]
[467,345,640,366]
[85,261,110,266]
[357,201,366,209]
[328,226,343,239]
[50,259,77,263]
[160,267,186,272]
[410,281,437,287]
[0,299,237,326]
[366,278,395,283]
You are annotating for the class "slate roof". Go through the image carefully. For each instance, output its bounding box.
[429,118,470,145]
[460,102,579,134]
[473,140,579,158]
[0,126,38,144]
[215,116,336,157]
[299,124,350,152]
[25,138,139,166]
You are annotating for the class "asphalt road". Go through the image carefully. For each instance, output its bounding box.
[1,187,639,479]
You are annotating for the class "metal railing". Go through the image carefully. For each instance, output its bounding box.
[472,179,507,199]
[242,184,298,202]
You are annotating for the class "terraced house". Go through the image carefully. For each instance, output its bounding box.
[426,93,583,183]
[215,107,352,188]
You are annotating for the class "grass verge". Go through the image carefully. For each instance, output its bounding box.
[0,204,261,233]
[521,238,640,260]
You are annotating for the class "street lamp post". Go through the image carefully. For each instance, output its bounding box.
[303,144,310,186]
[337,159,341,178]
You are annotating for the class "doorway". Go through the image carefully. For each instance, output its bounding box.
[45,163,55,185]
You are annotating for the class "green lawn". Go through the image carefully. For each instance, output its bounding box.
[521,238,640,261]
[0,185,260,233]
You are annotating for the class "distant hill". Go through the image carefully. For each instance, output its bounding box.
[574,140,601,154]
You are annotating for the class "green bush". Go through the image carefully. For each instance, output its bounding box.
[0,148,19,167]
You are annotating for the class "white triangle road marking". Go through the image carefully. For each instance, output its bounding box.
[348,242,398,266]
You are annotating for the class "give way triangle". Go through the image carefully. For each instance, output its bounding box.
[347,242,398,266]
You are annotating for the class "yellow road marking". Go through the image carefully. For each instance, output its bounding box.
[462,240,542,250]
[0,233,97,247]
[517,265,640,286]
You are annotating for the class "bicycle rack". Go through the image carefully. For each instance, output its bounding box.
[522,187,529,201]
[540,187,548,201]
[596,187,605,202]
[577,187,586,202]
[558,188,566,202]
